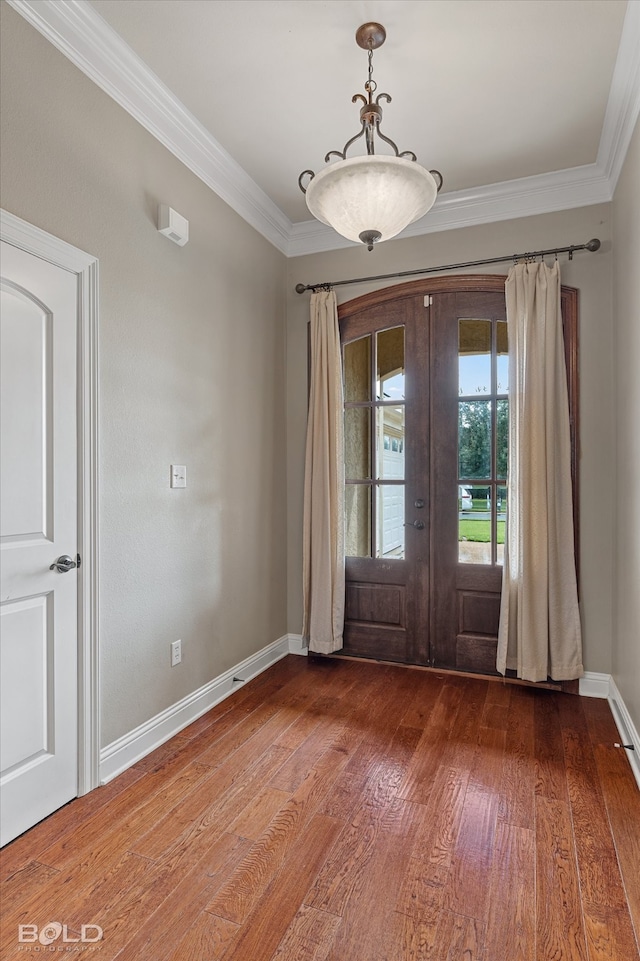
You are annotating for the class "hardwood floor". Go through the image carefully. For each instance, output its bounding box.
[1,654,639,960]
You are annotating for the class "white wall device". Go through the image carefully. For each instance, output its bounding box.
[158,204,189,246]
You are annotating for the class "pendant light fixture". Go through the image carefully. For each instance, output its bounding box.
[298,23,443,251]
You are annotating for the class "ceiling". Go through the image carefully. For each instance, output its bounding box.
[8,1,640,255]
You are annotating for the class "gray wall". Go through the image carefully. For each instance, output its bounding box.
[0,3,288,747]
[612,117,640,736]
[286,204,615,678]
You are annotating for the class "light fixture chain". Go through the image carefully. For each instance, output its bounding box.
[365,48,378,98]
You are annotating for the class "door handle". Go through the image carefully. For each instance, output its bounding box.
[49,554,77,573]
[404,520,425,530]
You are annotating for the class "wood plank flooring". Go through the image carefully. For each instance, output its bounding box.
[1,654,639,960]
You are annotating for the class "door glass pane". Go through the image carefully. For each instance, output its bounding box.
[344,335,371,403]
[497,398,509,479]
[377,327,405,400]
[377,485,405,559]
[345,485,371,557]
[458,484,491,565]
[458,400,491,479]
[377,406,405,480]
[497,484,507,565]
[497,321,508,393]
[344,407,370,480]
[459,319,491,396]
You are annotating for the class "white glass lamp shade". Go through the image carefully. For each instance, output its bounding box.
[305,155,439,245]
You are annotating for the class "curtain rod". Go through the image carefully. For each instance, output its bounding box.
[294,238,601,294]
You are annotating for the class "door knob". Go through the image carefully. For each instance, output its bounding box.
[49,554,77,573]
[404,520,425,530]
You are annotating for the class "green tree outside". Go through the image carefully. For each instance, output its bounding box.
[458,399,509,480]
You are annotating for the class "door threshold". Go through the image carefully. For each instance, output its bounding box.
[311,651,578,693]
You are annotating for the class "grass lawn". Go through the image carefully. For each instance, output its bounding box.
[459,519,505,544]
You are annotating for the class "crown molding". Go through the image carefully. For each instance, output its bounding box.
[8,0,640,259]
[596,0,640,189]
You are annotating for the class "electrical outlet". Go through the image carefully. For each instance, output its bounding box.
[170,639,182,667]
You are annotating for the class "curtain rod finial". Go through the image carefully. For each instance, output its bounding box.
[586,238,601,252]
[295,283,307,294]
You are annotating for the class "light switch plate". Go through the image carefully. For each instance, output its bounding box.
[171,465,186,488]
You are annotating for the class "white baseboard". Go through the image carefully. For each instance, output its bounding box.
[608,676,640,790]
[287,633,307,656]
[579,671,639,790]
[579,671,611,698]
[99,634,291,783]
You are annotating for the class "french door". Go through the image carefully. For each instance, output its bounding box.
[339,276,578,676]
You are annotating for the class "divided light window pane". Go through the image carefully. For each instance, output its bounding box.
[459,483,492,566]
[344,408,371,480]
[377,485,405,559]
[343,335,371,402]
[497,485,507,566]
[497,321,508,393]
[497,398,509,480]
[377,407,405,480]
[459,400,491,480]
[458,319,491,395]
[377,327,405,400]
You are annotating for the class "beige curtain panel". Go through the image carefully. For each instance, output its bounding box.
[302,290,345,654]
[497,262,584,682]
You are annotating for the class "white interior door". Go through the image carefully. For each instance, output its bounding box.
[1,240,79,846]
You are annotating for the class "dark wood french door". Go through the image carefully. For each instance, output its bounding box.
[341,294,430,664]
[429,289,507,672]
[339,276,578,676]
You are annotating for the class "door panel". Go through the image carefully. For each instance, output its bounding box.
[0,595,53,770]
[0,242,78,846]
[458,591,501,636]
[0,283,53,538]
